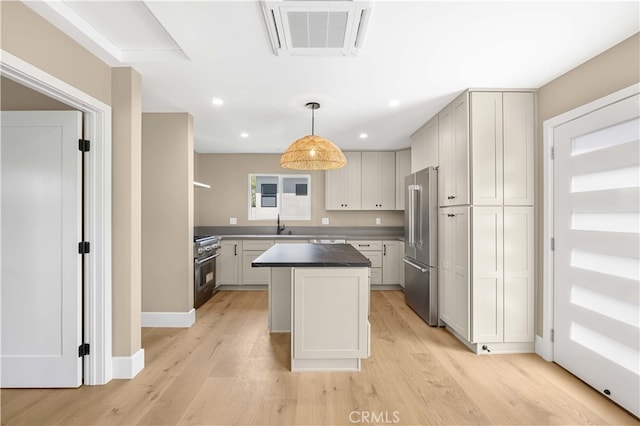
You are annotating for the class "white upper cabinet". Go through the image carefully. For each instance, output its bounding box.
[471,92,504,205]
[411,116,438,173]
[361,152,395,210]
[395,149,411,210]
[325,151,362,210]
[502,92,535,205]
[437,90,534,207]
[439,92,470,206]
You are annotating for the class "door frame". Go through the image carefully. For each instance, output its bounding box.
[1,50,113,385]
[538,82,640,361]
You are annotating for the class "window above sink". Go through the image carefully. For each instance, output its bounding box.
[248,174,311,221]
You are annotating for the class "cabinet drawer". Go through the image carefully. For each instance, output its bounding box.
[370,267,382,285]
[242,240,274,250]
[348,240,382,251]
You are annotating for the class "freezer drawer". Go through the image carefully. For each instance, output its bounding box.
[403,258,438,326]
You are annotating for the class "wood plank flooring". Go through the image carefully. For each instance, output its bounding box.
[1,290,637,425]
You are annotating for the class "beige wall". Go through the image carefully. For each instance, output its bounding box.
[111,68,142,357]
[1,1,111,106]
[195,153,404,227]
[534,32,640,336]
[1,77,73,110]
[142,113,194,312]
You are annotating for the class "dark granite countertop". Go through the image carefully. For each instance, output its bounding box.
[252,243,372,268]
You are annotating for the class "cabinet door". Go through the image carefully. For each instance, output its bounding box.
[439,207,470,339]
[412,117,438,174]
[292,268,369,360]
[503,92,535,205]
[452,93,470,205]
[503,206,534,342]
[395,149,411,210]
[438,105,454,206]
[242,251,271,285]
[382,241,402,284]
[438,209,455,324]
[218,240,240,285]
[325,152,361,210]
[471,92,503,205]
[362,152,395,210]
[471,206,504,343]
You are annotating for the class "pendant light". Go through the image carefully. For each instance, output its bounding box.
[280,102,347,170]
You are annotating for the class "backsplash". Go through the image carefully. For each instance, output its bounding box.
[195,225,403,238]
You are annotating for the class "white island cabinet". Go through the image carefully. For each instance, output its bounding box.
[252,243,371,372]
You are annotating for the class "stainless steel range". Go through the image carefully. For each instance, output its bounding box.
[193,235,221,308]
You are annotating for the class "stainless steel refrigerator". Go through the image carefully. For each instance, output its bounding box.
[403,167,438,326]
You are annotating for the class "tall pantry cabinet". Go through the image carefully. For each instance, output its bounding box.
[437,90,535,354]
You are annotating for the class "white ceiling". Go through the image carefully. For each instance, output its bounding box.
[25,1,639,154]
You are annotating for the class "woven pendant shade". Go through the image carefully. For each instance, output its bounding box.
[280,135,347,170]
[280,102,347,170]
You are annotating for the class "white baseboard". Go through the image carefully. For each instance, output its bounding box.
[141,309,196,328]
[535,334,554,361]
[112,348,145,379]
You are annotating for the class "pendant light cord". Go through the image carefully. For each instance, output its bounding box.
[311,107,315,135]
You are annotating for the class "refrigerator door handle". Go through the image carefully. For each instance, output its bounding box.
[402,258,429,273]
[408,184,420,247]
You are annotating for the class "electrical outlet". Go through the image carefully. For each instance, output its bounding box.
[229,217,237,225]
[375,217,381,225]
[322,217,329,225]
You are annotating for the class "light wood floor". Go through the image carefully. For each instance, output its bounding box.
[1,290,637,425]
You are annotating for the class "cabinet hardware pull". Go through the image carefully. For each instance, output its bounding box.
[447,214,455,217]
[234,244,237,255]
[383,245,386,255]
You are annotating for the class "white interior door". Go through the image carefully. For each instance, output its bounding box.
[1,110,83,387]
[553,94,640,416]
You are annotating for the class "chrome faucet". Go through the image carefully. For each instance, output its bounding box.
[277,214,285,235]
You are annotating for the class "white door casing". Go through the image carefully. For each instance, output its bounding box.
[0,50,112,385]
[545,86,639,417]
[1,111,83,387]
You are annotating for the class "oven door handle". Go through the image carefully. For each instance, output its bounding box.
[195,253,219,264]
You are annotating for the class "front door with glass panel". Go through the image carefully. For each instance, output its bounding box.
[553,93,639,417]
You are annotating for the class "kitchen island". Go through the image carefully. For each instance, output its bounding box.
[252,243,371,372]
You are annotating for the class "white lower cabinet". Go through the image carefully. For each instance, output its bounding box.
[348,240,382,285]
[241,240,274,285]
[382,240,404,285]
[291,267,369,371]
[438,207,470,340]
[217,239,241,285]
[439,206,534,353]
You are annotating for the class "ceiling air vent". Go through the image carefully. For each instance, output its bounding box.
[261,1,372,57]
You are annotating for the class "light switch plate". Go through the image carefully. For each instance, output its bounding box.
[322,217,329,225]
[375,218,381,225]
[230,217,237,225]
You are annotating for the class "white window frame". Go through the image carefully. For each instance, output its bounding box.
[248,173,311,221]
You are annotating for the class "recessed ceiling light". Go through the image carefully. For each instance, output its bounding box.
[240,132,249,138]
[359,133,368,139]
[388,100,399,108]
[211,98,224,106]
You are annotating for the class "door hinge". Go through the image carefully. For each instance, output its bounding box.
[78,343,90,357]
[550,146,555,160]
[550,329,555,343]
[550,237,555,251]
[78,139,90,152]
[78,241,91,254]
